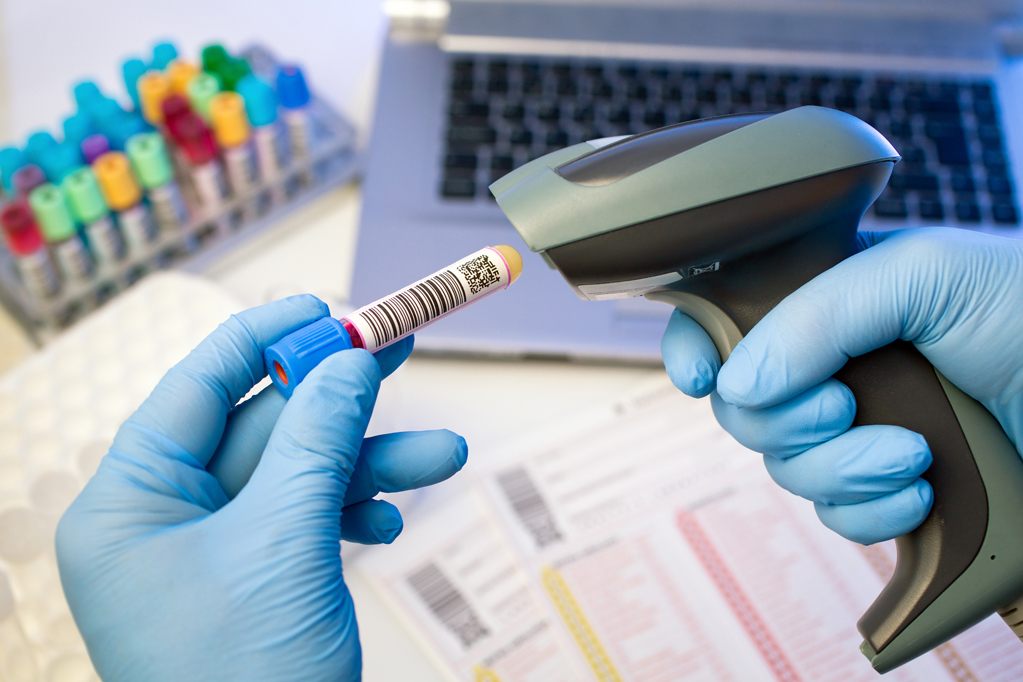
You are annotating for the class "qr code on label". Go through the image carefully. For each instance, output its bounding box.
[457,255,502,295]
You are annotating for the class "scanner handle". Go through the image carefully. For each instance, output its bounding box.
[647,228,1023,671]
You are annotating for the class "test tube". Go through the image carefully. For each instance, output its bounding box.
[71,80,103,112]
[167,60,200,96]
[239,75,287,205]
[161,94,192,140]
[61,113,94,151]
[63,167,125,276]
[120,57,148,111]
[187,72,221,123]
[218,57,252,92]
[210,92,259,220]
[151,40,178,70]
[12,164,46,199]
[126,133,190,246]
[275,65,313,185]
[265,245,524,397]
[93,152,158,265]
[173,113,228,219]
[80,134,111,164]
[201,43,230,74]
[138,72,171,128]
[29,184,94,285]
[0,201,60,300]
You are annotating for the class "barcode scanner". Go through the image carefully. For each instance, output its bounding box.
[490,106,1023,672]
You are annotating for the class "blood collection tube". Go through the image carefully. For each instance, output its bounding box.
[62,113,94,151]
[275,65,313,185]
[12,164,46,199]
[72,80,104,112]
[126,133,190,244]
[201,44,229,74]
[173,113,228,217]
[0,201,60,300]
[210,92,259,219]
[265,245,524,397]
[187,73,221,123]
[93,152,158,263]
[24,130,57,167]
[168,60,200,96]
[63,167,125,274]
[138,72,171,127]
[28,184,94,285]
[161,94,192,141]
[239,75,286,205]
[80,134,111,164]
[218,57,252,92]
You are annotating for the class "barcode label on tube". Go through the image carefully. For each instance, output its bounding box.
[346,247,511,351]
[407,562,489,648]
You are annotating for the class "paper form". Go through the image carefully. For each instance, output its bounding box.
[358,378,1023,681]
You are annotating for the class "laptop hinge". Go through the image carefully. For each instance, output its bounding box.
[435,2,999,72]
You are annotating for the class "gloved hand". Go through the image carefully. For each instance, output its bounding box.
[56,296,468,681]
[661,227,1023,544]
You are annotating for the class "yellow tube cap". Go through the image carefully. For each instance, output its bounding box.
[93,152,141,210]
[209,92,250,147]
[492,245,523,283]
[167,60,200,95]
[138,72,171,124]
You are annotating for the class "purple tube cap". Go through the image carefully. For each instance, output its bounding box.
[81,134,111,165]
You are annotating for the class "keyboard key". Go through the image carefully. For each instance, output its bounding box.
[441,177,476,198]
[447,126,497,146]
[643,109,667,127]
[449,100,490,122]
[992,202,1019,224]
[573,104,595,123]
[444,153,477,170]
[890,173,939,192]
[974,99,998,123]
[972,81,994,101]
[918,199,945,220]
[983,148,1007,170]
[608,105,631,124]
[627,83,649,100]
[487,78,509,94]
[451,77,475,95]
[509,128,533,145]
[874,197,908,218]
[935,135,970,166]
[536,102,561,122]
[955,200,981,222]
[546,130,569,147]
[988,175,1013,196]
[901,146,927,165]
[491,154,514,172]
[503,103,525,120]
[951,172,976,193]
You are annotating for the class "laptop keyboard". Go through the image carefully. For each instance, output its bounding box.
[441,55,1019,229]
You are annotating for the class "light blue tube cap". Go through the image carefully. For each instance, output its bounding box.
[62,113,95,148]
[25,130,58,165]
[121,57,149,109]
[237,75,278,126]
[151,41,179,70]
[38,142,83,183]
[264,317,353,398]
[72,80,104,110]
[0,146,26,192]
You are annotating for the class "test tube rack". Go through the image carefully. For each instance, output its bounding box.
[0,45,359,343]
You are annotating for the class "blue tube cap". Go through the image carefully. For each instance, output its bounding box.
[72,80,104,110]
[38,142,82,183]
[62,113,95,148]
[237,75,278,126]
[121,57,149,109]
[151,41,179,70]
[275,65,310,109]
[0,146,26,192]
[264,317,352,398]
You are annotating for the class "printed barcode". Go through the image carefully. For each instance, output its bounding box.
[497,467,563,549]
[407,563,489,648]
[360,270,467,347]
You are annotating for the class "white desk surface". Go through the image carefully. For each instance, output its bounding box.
[0,4,661,678]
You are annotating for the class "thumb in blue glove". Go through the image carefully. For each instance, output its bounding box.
[56,296,468,681]
[661,228,1023,544]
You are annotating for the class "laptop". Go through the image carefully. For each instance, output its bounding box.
[353,0,1023,362]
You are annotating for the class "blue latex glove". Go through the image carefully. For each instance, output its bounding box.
[661,228,1023,544]
[56,296,468,681]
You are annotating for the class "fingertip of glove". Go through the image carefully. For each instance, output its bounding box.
[377,508,404,544]
[716,346,758,407]
[282,293,331,319]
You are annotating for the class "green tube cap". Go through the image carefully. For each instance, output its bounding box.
[62,167,109,223]
[126,133,173,189]
[201,44,229,73]
[29,183,77,242]
[188,73,221,121]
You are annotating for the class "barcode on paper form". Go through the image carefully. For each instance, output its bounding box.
[497,467,564,549]
[360,270,467,347]
[407,563,489,648]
